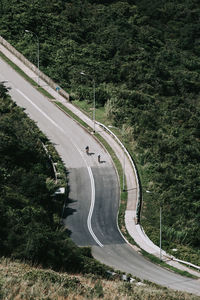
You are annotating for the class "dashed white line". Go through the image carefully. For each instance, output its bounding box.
[16,89,65,133]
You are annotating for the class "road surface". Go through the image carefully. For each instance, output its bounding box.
[0,57,199,296]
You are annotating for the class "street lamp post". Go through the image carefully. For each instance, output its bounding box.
[25,30,40,86]
[92,79,96,133]
[160,205,162,261]
[80,71,96,133]
[122,144,125,191]
[146,190,162,260]
[108,125,125,191]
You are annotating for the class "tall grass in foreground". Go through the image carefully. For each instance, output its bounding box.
[0,258,198,300]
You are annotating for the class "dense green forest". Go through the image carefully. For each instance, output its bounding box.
[0,83,108,275]
[0,0,200,264]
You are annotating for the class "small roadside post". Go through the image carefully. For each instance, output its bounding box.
[56,86,61,100]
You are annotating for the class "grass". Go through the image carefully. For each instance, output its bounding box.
[55,101,92,131]
[0,257,199,300]
[140,251,197,279]
[73,99,111,126]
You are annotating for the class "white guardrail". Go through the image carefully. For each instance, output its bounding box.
[42,143,59,184]
[96,121,141,222]
[97,121,200,272]
[173,258,200,271]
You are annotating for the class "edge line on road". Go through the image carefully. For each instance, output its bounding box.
[87,166,104,248]
[16,88,65,133]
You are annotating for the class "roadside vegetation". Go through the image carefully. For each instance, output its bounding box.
[0,0,199,278]
[1,257,199,300]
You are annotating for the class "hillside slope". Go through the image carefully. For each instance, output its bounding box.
[1,257,199,300]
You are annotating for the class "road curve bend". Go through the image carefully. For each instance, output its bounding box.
[0,56,200,296]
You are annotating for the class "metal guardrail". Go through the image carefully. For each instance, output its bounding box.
[96,121,141,223]
[173,258,200,271]
[97,122,200,272]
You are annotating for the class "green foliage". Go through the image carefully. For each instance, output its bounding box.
[23,269,80,287]
[1,0,200,263]
[91,280,104,298]
[0,82,10,98]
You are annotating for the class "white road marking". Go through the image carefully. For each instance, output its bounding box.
[16,89,65,133]
[16,88,103,247]
[87,166,104,247]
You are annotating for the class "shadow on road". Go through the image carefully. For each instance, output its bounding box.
[62,198,77,219]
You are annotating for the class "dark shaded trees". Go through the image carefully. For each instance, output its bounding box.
[1,0,199,262]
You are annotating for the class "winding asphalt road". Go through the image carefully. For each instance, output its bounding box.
[0,57,199,296]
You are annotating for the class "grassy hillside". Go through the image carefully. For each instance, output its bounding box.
[0,0,199,264]
[0,257,199,300]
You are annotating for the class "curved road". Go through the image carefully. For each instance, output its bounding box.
[0,57,199,296]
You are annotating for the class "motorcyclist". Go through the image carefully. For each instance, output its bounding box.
[85,146,89,154]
